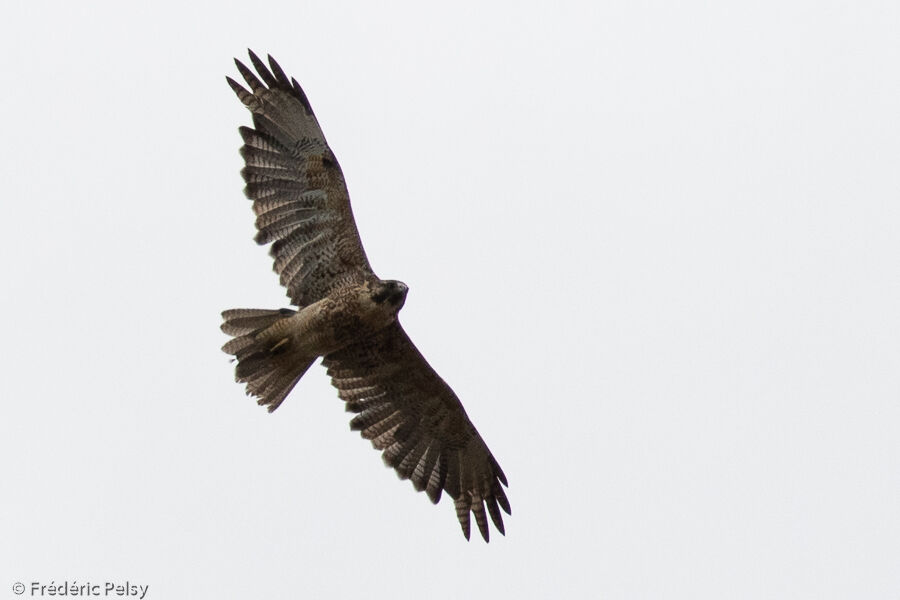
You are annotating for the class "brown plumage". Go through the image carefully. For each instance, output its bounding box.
[221,51,510,542]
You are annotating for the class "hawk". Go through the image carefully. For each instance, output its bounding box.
[220,51,510,542]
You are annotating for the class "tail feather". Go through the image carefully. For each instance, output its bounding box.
[221,308,296,335]
[221,334,257,355]
[221,308,314,412]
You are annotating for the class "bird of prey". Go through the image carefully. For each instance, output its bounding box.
[220,51,510,542]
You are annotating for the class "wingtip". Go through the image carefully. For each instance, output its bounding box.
[486,497,505,531]
[226,76,257,110]
[268,54,289,83]
[225,75,242,92]
[426,487,442,505]
[234,59,259,86]
[478,525,490,543]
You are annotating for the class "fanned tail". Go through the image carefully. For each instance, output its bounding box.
[221,308,314,411]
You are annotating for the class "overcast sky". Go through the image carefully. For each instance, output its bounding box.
[2,1,898,599]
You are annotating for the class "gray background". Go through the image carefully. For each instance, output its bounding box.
[2,1,898,598]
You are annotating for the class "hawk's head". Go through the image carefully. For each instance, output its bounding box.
[371,279,409,311]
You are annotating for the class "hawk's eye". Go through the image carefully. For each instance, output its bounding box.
[371,287,391,304]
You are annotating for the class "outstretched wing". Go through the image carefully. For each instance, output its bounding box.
[227,50,374,306]
[322,322,511,542]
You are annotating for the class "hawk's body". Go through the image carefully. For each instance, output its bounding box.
[220,51,510,542]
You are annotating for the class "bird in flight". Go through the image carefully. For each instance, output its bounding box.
[221,51,510,541]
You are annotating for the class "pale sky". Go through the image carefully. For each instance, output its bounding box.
[2,1,899,599]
